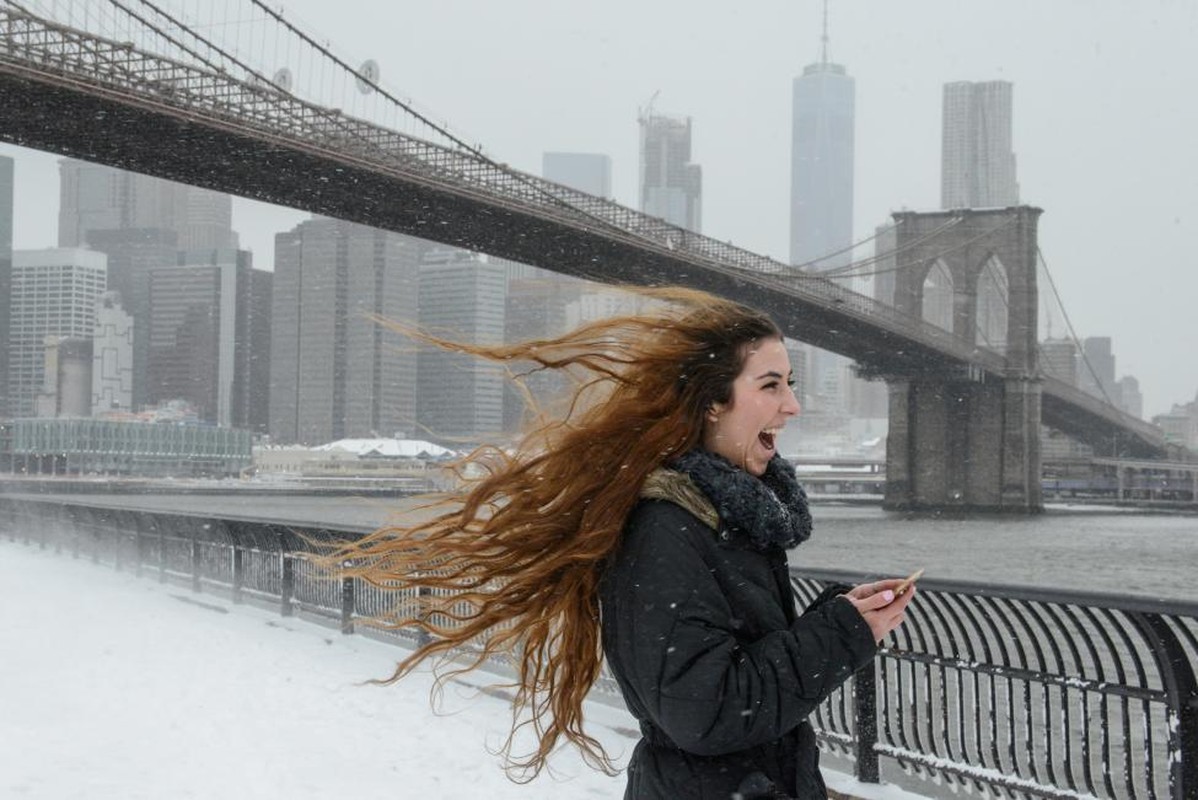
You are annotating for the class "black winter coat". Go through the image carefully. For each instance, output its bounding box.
[599,496,877,799]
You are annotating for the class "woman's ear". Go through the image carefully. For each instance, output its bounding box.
[706,402,723,423]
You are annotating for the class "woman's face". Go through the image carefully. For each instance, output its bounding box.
[701,337,800,476]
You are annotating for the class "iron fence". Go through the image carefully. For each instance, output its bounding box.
[1,497,1193,799]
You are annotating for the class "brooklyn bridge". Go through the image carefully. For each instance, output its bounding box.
[0,1,1178,512]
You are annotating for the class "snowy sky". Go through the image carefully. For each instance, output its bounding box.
[1,541,929,799]
[2,0,1196,416]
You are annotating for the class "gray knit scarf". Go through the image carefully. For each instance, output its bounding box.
[671,449,813,551]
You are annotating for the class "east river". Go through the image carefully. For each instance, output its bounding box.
[8,489,1195,605]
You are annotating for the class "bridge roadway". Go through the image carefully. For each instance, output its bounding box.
[0,6,1167,457]
[8,489,1193,604]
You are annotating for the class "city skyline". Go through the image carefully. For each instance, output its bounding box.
[1,1,1195,417]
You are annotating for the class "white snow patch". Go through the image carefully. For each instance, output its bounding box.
[0,543,625,798]
[1,542,887,799]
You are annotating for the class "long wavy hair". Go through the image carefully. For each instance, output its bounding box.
[324,286,782,779]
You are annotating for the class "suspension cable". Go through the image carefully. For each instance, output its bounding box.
[243,0,631,236]
[793,220,900,273]
[819,216,964,278]
[1037,247,1118,408]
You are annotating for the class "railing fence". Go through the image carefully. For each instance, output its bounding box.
[3,498,1194,800]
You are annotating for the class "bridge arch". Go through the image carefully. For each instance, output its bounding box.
[920,259,954,332]
[972,253,1009,354]
[887,207,1043,512]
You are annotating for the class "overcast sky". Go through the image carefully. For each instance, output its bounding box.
[3,0,1195,417]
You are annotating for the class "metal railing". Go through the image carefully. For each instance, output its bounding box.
[796,569,1197,800]
[2,497,1194,799]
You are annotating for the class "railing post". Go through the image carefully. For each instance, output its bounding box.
[280,553,294,617]
[231,544,244,604]
[852,657,881,783]
[134,515,144,578]
[91,514,100,564]
[158,523,167,584]
[71,511,80,559]
[190,527,201,593]
[112,512,122,572]
[341,569,355,635]
[417,585,432,647]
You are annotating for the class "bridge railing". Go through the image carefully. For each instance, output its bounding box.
[2,496,1193,800]
[1041,376,1167,445]
[2,5,1007,372]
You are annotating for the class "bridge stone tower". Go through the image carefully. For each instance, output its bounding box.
[883,206,1043,512]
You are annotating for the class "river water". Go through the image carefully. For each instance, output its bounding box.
[799,501,1197,604]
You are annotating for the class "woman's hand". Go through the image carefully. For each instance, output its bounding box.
[844,578,915,645]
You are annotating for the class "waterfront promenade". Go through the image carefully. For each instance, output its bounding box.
[0,538,916,800]
[7,487,1193,603]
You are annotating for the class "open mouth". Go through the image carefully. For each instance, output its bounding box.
[758,427,781,451]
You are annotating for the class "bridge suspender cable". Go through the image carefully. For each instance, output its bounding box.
[827,216,1018,283]
[789,221,902,273]
[89,0,633,241]
[1037,247,1119,409]
[241,0,637,237]
[818,216,963,279]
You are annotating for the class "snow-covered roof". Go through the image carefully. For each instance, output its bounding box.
[312,438,457,459]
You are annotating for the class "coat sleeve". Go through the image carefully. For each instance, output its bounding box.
[604,502,877,757]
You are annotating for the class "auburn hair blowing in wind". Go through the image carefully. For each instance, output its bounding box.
[321,288,784,779]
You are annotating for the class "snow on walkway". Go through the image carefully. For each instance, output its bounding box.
[0,541,924,800]
[0,542,630,799]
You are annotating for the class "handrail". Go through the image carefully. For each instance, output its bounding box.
[2,496,1193,799]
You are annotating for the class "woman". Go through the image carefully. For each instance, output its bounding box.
[328,288,913,799]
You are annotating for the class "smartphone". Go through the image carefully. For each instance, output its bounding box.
[895,567,924,596]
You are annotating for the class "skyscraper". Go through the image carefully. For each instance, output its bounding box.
[542,152,612,199]
[57,159,242,412]
[638,110,701,231]
[0,156,12,419]
[1117,376,1142,419]
[790,49,855,269]
[243,268,272,434]
[1080,336,1117,403]
[269,218,419,445]
[58,159,237,251]
[789,16,857,442]
[8,248,107,418]
[940,81,1019,209]
[92,291,134,415]
[82,227,178,411]
[417,248,506,445]
[503,274,583,433]
[1040,338,1079,386]
[144,249,266,428]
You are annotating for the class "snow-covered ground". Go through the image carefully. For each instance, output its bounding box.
[0,542,924,799]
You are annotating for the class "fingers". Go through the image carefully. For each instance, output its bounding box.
[848,577,915,600]
[852,588,898,611]
[848,585,916,645]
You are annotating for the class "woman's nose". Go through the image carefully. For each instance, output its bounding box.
[782,386,800,415]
